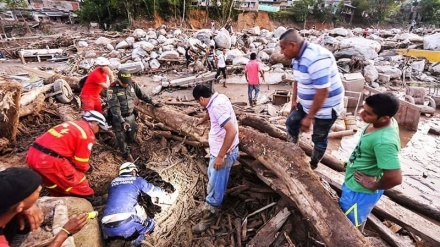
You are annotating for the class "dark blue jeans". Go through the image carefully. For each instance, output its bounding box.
[285,103,337,152]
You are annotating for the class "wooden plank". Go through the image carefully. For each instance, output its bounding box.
[315,164,440,246]
[246,208,291,247]
[367,214,410,247]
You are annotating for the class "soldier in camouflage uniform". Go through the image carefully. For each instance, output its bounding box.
[107,70,160,162]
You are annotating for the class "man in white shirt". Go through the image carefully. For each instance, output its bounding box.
[215,49,227,88]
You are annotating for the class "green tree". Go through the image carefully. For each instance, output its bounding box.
[291,0,317,28]
[419,0,440,24]
[352,0,403,24]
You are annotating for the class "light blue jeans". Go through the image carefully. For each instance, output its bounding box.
[206,147,239,207]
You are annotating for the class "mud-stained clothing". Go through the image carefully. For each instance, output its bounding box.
[107,82,153,157]
[26,120,95,197]
[101,175,166,246]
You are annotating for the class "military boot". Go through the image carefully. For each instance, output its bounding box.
[310,149,325,170]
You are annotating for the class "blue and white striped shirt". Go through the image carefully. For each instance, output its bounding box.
[292,41,344,119]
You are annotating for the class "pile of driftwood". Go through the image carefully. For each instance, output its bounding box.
[135,101,440,247]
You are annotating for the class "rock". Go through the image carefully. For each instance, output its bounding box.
[159,50,179,60]
[77,41,88,47]
[248,26,261,36]
[232,57,249,65]
[416,73,436,83]
[226,49,244,61]
[84,51,96,58]
[215,30,231,49]
[188,38,203,51]
[108,50,120,58]
[162,45,174,51]
[142,42,155,51]
[390,28,402,34]
[115,40,130,49]
[267,104,278,117]
[322,35,340,47]
[95,37,112,46]
[424,33,440,50]
[173,29,182,36]
[152,85,163,95]
[255,37,268,45]
[393,33,424,43]
[157,35,167,44]
[334,47,378,60]
[149,39,159,46]
[371,82,380,88]
[150,59,160,69]
[271,63,284,69]
[257,51,270,61]
[132,29,146,39]
[363,65,379,83]
[339,37,381,53]
[119,61,145,73]
[150,51,159,59]
[159,29,167,36]
[106,43,114,51]
[330,28,349,37]
[108,58,121,70]
[194,29,213,45]
[132,47,147,61]
[269,46,291,66]
[412,60,425,72]
[231,35,237,46]
[146,30,157,39]
[378,73,391,84]
[176,46,185,55]
[263,48,274,55]
[273,26,287,39]
[375,66,402,79]
[352,28,363,34]
[430,63,440,75]
[273,68,285,73]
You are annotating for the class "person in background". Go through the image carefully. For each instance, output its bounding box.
[409,19,416,33]
[26,111,109,197]
[0,167,88,247]
[279,29,344,170]
[185,46,193,69]
[101,162,173,247]
[80,57,114,113]
[340,93,402,230]
[191,85,239,233]
[107,70,161,162]
[211,21,215,33]
[209,36,215,49]
[245,52,265,107]
[206,47,216,72]
[215,49,227,88]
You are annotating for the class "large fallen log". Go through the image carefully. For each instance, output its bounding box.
[19,93,45,117]
[238,114,346,172]
[316,164,440,246]
[0,79,22,142]
[137,104,208,146]
[239,126,369,247]
[20,84,52,106]
[45,74,80,92]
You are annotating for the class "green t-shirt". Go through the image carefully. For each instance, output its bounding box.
[344,118,401,194]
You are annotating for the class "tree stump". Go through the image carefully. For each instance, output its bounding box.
[0,78,23,143]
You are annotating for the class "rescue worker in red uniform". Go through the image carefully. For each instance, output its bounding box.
[26,111,109,197]
[80,57,114,113]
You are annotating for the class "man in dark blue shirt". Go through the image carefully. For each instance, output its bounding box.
[101,162,172,246]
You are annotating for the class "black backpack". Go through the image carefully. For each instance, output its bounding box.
[78,76,88,90]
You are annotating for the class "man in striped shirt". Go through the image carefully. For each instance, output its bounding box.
[279,29,344,170]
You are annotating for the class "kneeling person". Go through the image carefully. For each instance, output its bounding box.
[101,163,170,246]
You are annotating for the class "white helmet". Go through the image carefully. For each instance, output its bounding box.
[82,110,108,130]
[119,162,138,175]
[94,57,110,66]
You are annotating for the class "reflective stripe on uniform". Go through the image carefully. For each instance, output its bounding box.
[344,203,360,227]
[74,156,89,162]
[46,175,87,192]
[68,121,87,139]
[48,128,63,138]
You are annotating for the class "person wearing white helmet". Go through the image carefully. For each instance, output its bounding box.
[26,110,108,197]
[101,162,173,246]
[80,56,114,113]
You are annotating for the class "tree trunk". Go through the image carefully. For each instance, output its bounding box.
[238,114,346,172]
[239,126,370,247]
[0,79,22,143]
